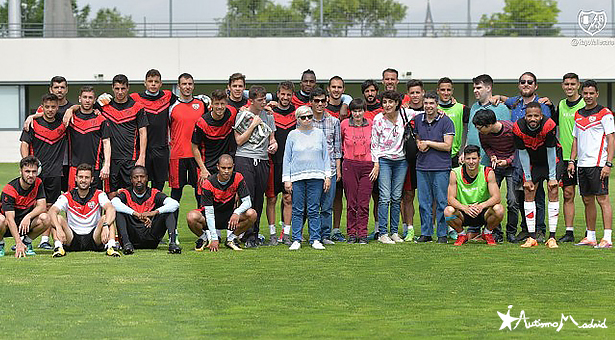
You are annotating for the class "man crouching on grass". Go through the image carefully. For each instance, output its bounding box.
[186,154,257,252]
[48,163,120,257]
[444,145,504,246]
[111,166,181,255]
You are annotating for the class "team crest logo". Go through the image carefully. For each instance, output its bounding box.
[87,201,96,209]
[589,116,596,122]
[192,103,200,110]
[578,10,607,36]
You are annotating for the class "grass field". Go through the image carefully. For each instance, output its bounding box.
[1,162,614,339]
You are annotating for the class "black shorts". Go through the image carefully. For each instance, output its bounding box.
[118,213,172,249]
[266,161,285,198]
[558,160,577,187]
[578,166,609,196]
[41,176,62,204]
[169,158,198,189]
[146,146,170,185]
[201,207,234,230]
[110,159,135,192]
[524,165,549,184]
[461,208,487,227]
[65,228,104,252]
[2,215,33,237]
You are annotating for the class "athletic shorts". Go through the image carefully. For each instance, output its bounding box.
[523,165,549,185]
[461,208,487,227]
[578,166,609,196]
[201,207,234,230]
[451,156,460,169]
[110,159,135,192]
[68,167,106,192]
[169,158,199,189]
[146,146,170,185]
[41,176,62,204]
[403,162,417,191]
[558,160,577,187]
[265,160,286,198]
[64,228,103,252]
[2,215,33,237]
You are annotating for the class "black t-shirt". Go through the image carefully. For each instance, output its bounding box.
[68,110,109,169]
[271,105,296,164]
[227,97,248,112]
[116,187,167,213]
[200,172,249,212]
[99,98,149,161]
[513,117,557,167]
[1,177,45,221]
[191,108,237,173]
[20,117,67,177]
[130,90,177,149]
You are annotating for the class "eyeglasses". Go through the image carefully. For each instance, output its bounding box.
[312,99,327,103]
[519,80,535,85]
[299,115,313,120]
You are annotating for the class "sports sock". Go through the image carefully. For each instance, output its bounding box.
[548,201,559,236]
[106,239,116,248]
[483,229,492,234]
[54,240,63,248]
[41,235,49,243]
[23,235,33,244]
[566,226,574,231]
[604,229,612,243]
[199,230,209,241]
[524,201,536,238]
[227,233,237,242]
[283,224,291,235]
[587,230,596,242]
[269,224,276,235]
[332,227,340,234]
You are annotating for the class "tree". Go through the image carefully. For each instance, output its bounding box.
[218,0,307,37]
[477,0,560,36]
[85,8,135,37]
[291,0,407,37]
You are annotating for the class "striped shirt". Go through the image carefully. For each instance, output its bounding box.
[312,113,341,173]
[478,120,516,166]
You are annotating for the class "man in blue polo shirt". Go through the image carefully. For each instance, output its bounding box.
[412,92,455,244]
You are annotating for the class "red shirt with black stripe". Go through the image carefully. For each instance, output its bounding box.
[271,104,296,164]
[100,98,149,161]
[364,101,384,121]
[200,172,249,212]
[20,117,67,177]
[513,117,558,167]
[68,110,109,169]
[116,187,167,213]
[1,177,45,221]
[169,98,207,160]
[191,108,238,173]
[325,102,343,119]
[227,97,248,112]
[130,90,177,149]
[292,91,310,107]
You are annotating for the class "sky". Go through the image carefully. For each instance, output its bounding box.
[74,0,614,25]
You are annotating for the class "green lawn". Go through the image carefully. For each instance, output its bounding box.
[1,163,614,339]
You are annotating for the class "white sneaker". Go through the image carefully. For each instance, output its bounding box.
[322,239,335,245]
[289,241,301,250]
[390,233,404,243]
[311,240,326,250]
[378,234,396,244]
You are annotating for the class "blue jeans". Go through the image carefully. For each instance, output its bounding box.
[292,179,323,243]
[320,174,336,240]
[416,170,449,238]
[378,158,408,235]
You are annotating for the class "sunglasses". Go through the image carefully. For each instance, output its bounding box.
[299,115,313,120]
[519,80,535,85]
[312,98,327,103]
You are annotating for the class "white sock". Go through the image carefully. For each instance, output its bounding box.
[228,233,237,242]
[106,239,116,248]
[604,229,612,243]
[283,224,291,234]
[54,240,63,248]
[548,201,559,233]
[566,226,574,231]
[587,230,596,242]
[41,236,49,243]
[409,224,414,230]
[448,226,455,232]
[269,224,276,235]
[23,235,33,244]
[484,229,492,234]
[524,201,536,233]
[199,230,209,241]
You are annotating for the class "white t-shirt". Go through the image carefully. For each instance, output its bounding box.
[53,189,110,235]
[573,105,615,167]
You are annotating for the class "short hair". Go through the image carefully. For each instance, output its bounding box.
[525,101,542,112]
[382,68,398,78]
[301,69,316,80]
[406,79,424,90]
[218,154,234,165]
[295,105,313,118]
[178,73,193,83]
[361,79,379,93]
[211,89,227,102]
[473,74,493,87]
[248,85,267,100]
[328,76,344,87]
[228,73,246,86]
[41,93,59,103]
[79,86,95,96]
[130,165,147,177]
[348,98,367,112]
[463,145,481,157]
[581,79,599,92]
[20,155,40,169]
[423,91,438,101]
[50,76,67,86]
[76,163,93,176]
[472,109,497,127]
[310,87,326,100]
[519,71,537,83]
[381,90,401,111]
[112,74,129,86]
[562,73,579,82]
[277,81,295,92]
[437,77,453,87]
[145,69,161,79]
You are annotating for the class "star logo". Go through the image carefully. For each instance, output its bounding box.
[498,305,519,331]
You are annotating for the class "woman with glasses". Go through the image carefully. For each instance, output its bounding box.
[341,98,377,244]
[370,90,408,244]
[282,106,331,250]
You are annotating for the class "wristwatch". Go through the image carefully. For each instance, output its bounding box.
[102,222,109,227]
[606,161,613,168]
